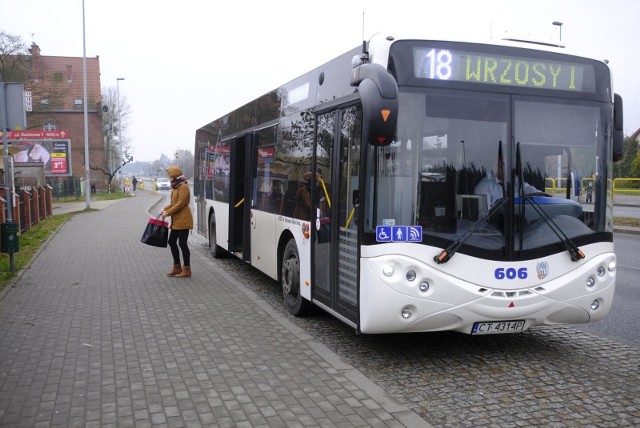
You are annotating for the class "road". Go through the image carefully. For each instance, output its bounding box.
[577,232,640,347]
[614,204,640,218]
[190,232,640,427]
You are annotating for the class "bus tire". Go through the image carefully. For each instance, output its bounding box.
[281,239,311,316]
[209,215,224,258]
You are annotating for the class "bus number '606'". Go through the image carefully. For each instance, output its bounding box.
[495,267,527,280]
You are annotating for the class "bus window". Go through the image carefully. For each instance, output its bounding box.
[277,113,314,217]
[252,127,278,212]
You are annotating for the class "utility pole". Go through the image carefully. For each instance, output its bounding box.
[1,83,26,271]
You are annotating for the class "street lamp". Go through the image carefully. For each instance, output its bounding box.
[114,78,124,183]
[82,0,91,209]
[116,77,124,112]
[552,21,563,42]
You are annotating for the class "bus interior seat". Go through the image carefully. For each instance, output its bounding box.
[456,194,488,220]
[419,182,456,231]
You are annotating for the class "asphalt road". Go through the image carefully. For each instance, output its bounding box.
[576,232,640,348]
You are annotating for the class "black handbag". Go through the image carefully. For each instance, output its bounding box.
[141,216,169,247]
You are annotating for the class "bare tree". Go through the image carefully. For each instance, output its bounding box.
[0,31,29,81]
[0,31,68,128]
[90,86,133,190]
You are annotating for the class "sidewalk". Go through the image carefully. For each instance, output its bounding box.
[51,194,141,215]
[0,189,428,427]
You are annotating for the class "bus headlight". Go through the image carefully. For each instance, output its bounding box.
[406,270,416,281]
[590,300,600,311]
[608,260,616,272]
[596,266,606,277]
[586,276,596,288]
[419,281,430,293]
[401,306,413,319]
[383,264,394,277]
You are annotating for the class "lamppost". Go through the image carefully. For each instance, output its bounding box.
[115,78,125,178]
[552,21,563,42]
[82,0,91,208]
[116,78,125,111]
[551,21,563,184]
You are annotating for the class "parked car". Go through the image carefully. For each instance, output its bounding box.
[155,177,171,191]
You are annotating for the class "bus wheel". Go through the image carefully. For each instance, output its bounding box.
[209,216,224,258]
[281,239,311,316]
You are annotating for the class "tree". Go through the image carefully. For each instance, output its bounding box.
[614,136,638,179]
[90,86,133,190]
[628,139,640,179]
[0,31,29,81]
[0,31,68,128]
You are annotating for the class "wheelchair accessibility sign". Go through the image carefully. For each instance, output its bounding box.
[376,226,422,242]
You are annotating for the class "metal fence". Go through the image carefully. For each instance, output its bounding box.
[46,177,82,199]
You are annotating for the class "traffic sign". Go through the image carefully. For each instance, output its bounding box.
[2,130,69,139]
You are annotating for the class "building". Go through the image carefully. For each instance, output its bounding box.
[13,43,107,192]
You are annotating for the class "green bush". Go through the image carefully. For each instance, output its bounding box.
[0,214,72,290]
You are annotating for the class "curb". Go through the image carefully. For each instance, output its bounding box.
[613,225,640,235]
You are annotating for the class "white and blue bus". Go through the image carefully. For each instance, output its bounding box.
[193,33,624,334]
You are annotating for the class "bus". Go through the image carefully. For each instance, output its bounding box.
[193,33,624,335]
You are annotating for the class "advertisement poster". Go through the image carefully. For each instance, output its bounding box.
[10,139,72,176]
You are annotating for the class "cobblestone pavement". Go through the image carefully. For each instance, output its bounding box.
[0,191,427,428]
[189,234,640,427]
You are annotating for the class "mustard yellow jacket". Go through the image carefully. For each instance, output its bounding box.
[163,183,193,230]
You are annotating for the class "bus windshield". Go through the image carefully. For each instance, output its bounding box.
[364,87,613,261]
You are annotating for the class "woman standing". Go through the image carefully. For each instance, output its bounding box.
[162,166,193,278]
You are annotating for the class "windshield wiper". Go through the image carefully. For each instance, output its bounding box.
[434,197,508,264]
[520,193,585,262]
[514,142,584,262]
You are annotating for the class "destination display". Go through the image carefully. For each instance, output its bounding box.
[413,46,596,93]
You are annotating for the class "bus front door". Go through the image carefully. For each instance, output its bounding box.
[313,106,361,326]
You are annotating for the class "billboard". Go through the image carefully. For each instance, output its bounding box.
[10,139,72,176]
[2,130,73,177]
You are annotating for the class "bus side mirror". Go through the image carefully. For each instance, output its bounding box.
[613,93,624,161]
[350,63,398,146]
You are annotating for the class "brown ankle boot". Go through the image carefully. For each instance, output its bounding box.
[177,266,191,278]
[167,264,182,276]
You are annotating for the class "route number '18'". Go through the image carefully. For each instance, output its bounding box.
[425,49,453,80]
[495,267,528,280]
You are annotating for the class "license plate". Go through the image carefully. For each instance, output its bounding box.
[471,320,525,335]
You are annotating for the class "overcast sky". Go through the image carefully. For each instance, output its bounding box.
[2,0,639,162]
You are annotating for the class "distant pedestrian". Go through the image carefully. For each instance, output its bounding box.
[162,166,193,278]
[585,183,594,204]
[132,176,139,192]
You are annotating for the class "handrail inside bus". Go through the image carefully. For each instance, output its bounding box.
[319,177,331,208]
[234,198,244,208]
[345,207,355,229]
